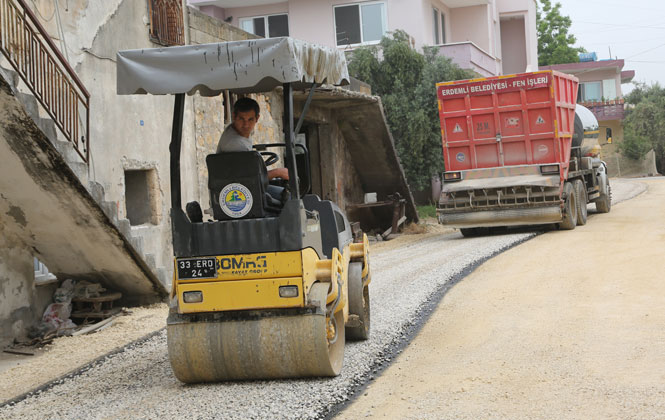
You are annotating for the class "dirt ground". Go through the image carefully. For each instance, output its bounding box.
[0,304,168,402]
[336,178,665,420]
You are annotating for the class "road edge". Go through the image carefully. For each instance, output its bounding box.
[320,232,538,420]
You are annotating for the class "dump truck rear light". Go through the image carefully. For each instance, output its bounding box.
[183,291,203,303]
[443,172,462,182]
[540,164,559,175]
[279,286,299,298]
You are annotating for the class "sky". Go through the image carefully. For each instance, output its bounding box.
[553,0,665,94]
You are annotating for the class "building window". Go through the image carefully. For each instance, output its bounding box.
[125,169,160,226]
[147,0,184,46]
[578,81,602,102]
[441,12,446,44]
[34,258,57,285]
[602,79,617,100]
[239,14,289,38]
[334,2,387,47]
[432,7,446,45]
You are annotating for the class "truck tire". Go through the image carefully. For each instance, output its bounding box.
[559,182,577,230]
[573,179,588,226]
[596,183,611,213]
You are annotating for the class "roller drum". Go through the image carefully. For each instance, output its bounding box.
[167,284,345,382]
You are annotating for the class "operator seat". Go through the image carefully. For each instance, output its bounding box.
[207,152,283,221]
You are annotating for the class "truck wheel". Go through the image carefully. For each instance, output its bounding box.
[559,182,577,230]
[346,262,370,340]
[596,183,611,213]
[573,179,588,226]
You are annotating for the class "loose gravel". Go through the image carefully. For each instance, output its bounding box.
[0,179,647,420]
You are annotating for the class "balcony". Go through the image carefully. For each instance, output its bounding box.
[436,41,500,77]
[579,98,626,121]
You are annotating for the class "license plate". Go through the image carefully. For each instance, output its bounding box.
[177,258,217,279]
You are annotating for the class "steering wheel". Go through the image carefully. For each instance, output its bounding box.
[260,151,279,166]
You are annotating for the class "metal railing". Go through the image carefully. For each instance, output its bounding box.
[148,0,184,47]
[0,0,89,162]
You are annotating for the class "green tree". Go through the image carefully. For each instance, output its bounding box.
[537,0,585,66]
[621,82,665,172]
[347,31,474,191]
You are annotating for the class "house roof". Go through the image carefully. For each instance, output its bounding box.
[621,70,636,84]
[540,59,625,73]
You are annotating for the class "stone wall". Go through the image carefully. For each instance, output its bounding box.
[606,150,659,178]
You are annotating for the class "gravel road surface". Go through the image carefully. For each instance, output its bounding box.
[0,179,646,420]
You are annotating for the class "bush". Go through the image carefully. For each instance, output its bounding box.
[348,31,475,190]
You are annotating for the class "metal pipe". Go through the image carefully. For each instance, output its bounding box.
[294,82,317,135]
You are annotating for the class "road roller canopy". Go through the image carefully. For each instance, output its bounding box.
[116,37,350,96]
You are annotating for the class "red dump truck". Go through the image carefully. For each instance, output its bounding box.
[436,70,611,236]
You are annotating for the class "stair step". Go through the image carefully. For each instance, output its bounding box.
[36,117,57,141]
[144,253,156,270]
[129,235,144,254]
[88,181,105,205]
[16,92,39,120]
[0,65,19,87]
[117,218,131,239]
[156,267,171,288]
[68,161,89,185]
[101,201,118,224]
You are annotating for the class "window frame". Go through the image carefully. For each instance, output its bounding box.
[238,13,290,38]
[440,11,447,44]
[433,7,441,44]
[579,81,603,102]
[333,1,388,48]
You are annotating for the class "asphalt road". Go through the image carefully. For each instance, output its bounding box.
[0,179,646,420]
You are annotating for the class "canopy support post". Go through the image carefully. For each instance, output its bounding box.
[283,83,300,198]
[170,93,185,210]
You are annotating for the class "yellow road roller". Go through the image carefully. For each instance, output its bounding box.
[116,37,371,382]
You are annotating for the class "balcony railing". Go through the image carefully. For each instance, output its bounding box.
[436,41,500,77]
[579,98,625,121]
[0,0,90,162]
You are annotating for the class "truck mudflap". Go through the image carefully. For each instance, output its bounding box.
[438,205,562,228]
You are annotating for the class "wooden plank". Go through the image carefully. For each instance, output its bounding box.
[71,316,118,336]
[71,291,122,303]
[382,215,407,239]
[71,307,121,319]
[3,349,34,356]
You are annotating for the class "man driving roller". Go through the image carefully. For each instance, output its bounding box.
[217,97,289,181]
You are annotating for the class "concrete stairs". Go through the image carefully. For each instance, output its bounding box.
[0,63,171,289]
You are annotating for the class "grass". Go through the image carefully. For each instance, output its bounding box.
[417,204,437,219]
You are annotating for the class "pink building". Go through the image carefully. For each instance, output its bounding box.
[541,58,636,148]
[188,0,538,77]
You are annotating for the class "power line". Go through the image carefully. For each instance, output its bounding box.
[584,37,665,46]
[574,20,665,30]
[625,42,665,59]
[568,0,665,13]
